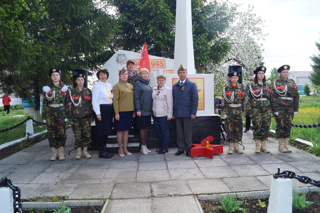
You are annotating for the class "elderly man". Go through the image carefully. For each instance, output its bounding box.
[172,65,199,157]
[126,60,138,86]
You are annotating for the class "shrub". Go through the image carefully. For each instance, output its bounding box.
[292,191,314,210]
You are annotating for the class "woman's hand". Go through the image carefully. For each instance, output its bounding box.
[97,114,102,121]
[115,114,120,121]
[133,112,136,118]
[137,111,141,117]
[167,117,172,121]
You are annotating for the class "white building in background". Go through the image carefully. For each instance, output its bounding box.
[288,71,314,95]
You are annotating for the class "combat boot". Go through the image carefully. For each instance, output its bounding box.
[227,143,233,154]
[58,147,65,160]
[254,140,261,153]
[283,138,292,153]
[50,147,58,161]
[278,138,287,153]
[75,148,82,160]
[261,140,270,153]
[83,146,92,159]
[234,142,243,154]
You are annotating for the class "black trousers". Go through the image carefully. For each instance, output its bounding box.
[245,114,251,130]
[4,105,10,114]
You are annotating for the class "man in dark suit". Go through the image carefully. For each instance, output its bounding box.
[172,65,199,157]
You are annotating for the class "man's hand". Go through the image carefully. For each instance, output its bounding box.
[137,111,141,117]
[172,115,175,119]
[191,114,196,119]
[96,114,102,121]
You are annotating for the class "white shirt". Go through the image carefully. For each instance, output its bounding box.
[152,85,173,118]
[92,80,113,115]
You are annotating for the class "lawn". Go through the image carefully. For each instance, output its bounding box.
[271,95,320,152]
[0,107,47,145]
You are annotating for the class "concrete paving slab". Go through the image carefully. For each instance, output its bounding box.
[67,169,105,181]
[77,158,111,170]
[165,153,193,161]
[30,172,73,184]
[112,182,151,199]
[138,160,167,171]
[101,169,137,183]
[0,164,15,173]
[188,179,231,194]
[167,159,198,169]
[108,160,139,170]
[0,152,36,164]
[288,161,320,173]
[200,166,238,179]
[223,176,268,192]
[194,158,228,167]
[247,153,285,164]
[220,154,256,165]
[151,196,203,213]
[139,154,166,162]
[106,198,152,213]
[69,183,114,199]
[17,183,41,199]
[5,172,40,184]
[169,168,205,180]
[151,180,192,196]
[29,183,77,198]
[231,165,269,177]
[260,163,301,174]
[44,162,81,173]
[137,170,171,182]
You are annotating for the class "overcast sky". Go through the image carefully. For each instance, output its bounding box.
[236,0,320,72]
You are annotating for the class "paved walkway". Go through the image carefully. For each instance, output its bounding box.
[1,129,320,212]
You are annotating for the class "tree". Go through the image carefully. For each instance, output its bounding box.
[208,4,266,93]
[110,0,235,71]
[303,83,311,96]
[0,0,115,120]
[310,40,320,87]
[267,68,279,85]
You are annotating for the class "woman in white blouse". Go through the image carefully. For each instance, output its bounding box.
[92,68,114,159]
[152,75,173,154]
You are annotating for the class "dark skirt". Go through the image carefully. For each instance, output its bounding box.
[136,115,151,129]
[115,111,133,131]
[95,104,113,136]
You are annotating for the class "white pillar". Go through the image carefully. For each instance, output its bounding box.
[174,0,196,74]
[26,119,34,137]
[0,188,14,213]
[267,177,292,213]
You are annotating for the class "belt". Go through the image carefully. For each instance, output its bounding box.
[100,104,113,106]
[256,98,268,101]
[280,97,293,100]
[229,104,241,108]
[49,104,64,108]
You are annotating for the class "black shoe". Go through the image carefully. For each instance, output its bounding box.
[99,150,114,158]
[175,150,184,156]
[185,150,191,157]
[244,129,248,133]
[157,149,169,153]
[157,150,166,154]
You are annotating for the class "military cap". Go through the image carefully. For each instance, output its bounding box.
[227,71,240,77]
[278,64,290,73]
[126,60,135,65]
[228,65,242,77]
[49,68,61,77]
[73,69,87,80]
[254,66,267,74]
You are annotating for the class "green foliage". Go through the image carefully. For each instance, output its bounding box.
[310,40,320,87]
[53,202,71,213]
[292,192,314,210]
[256,199,266,208]
[304,84,311,96]
[267,68,278,84]
[218,194,247,213]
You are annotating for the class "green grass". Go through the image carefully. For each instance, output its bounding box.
[0,109,46,144]
[271,95,320,147]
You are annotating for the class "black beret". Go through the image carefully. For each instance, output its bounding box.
[73,69,86,80]
[254,66,267,74]
[126,60,135,65]
[228,71,240,77]
[278,65,290,73]
[49,68,61,77]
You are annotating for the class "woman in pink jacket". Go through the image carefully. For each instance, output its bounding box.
[152,75,173,154]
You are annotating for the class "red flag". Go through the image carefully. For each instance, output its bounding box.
[139,42,150,72]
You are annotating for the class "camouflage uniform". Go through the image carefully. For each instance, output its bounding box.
[67,87,94,149]
[271,78,299,139]
[221,82,245,143]
[42,85,68,148]
[247,82,272,141]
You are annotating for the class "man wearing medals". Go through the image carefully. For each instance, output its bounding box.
[222,67,245,154]
[271,65,299,153]
[247,66,271,153]
[42,68,69,161]
[67,70,94,159]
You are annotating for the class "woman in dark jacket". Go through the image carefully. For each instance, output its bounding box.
[134,68,153,155]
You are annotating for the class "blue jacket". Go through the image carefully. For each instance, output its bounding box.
[134,76,153,116]
[172,78,199,118]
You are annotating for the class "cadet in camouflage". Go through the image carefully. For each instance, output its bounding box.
[271,64,299,153]
[42,68,68,161]
[221,68,245,154]
[67,71,94,160]
[247,66,272,153]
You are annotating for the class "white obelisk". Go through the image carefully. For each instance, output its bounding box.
[174,0,196,74]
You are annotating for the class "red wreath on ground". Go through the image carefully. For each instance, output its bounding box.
[190,135,223,159]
